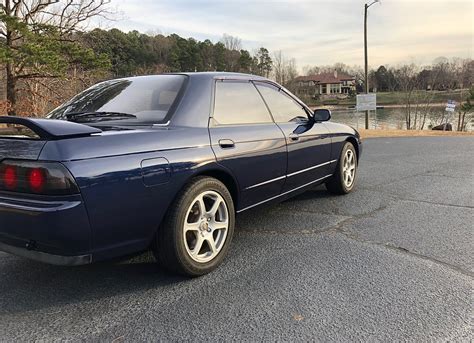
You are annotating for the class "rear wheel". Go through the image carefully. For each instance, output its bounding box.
[325,142,357,195]
[154,177,235,276]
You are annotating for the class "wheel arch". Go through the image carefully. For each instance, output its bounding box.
[193,167,240,210]
[345,136,360,160]
[149,165,240,249]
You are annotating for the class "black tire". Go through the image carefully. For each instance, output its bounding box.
[325,142,358,195]
[154,176,235,277]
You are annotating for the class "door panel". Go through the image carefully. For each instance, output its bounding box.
[210,124,287,210]
[210,80,287,210]
[277,121,333,191]
[253,81,333,191]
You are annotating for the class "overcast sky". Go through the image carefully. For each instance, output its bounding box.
[104,0,473,69]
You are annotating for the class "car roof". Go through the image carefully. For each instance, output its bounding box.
[100,72,285,127]
[173,72,269,82]
[109,72,270,84]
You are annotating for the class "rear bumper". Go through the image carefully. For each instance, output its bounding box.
[0,241,91,266]
[0,192,92,263]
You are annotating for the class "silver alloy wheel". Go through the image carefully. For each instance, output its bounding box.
[342,149,356,188]
[183,190,229,263]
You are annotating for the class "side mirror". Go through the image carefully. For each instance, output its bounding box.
[313,109,331,122]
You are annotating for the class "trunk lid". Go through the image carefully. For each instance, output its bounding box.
[0,138,47,161]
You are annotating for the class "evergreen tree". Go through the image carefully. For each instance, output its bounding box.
[254,47,273,77]
[0,0,111,115]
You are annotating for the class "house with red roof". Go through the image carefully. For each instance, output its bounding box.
[293,71,356,98]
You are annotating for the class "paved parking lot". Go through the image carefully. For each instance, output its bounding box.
[1,136,473,341]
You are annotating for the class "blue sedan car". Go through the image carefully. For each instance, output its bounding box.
[0,72,361,276]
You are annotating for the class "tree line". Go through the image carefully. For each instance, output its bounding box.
[1,1,275,116]
[302,59,474,93]
[369,59,473,92]
[81,30,274,78]
[301,60,473,130]
[1,0,473,129]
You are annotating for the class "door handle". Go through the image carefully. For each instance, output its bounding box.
[289,133,300,141]
[219,139,235,149]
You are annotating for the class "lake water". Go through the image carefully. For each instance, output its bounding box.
[329,106,472,131]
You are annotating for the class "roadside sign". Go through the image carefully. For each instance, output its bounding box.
[445,100,456,112]
[356,94,377,111]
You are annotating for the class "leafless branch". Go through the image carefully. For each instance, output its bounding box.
[8,0,114,36]
[16,72,60,79]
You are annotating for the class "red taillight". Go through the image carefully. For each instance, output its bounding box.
[28,168,45,193]
[4,166,17,190]
[0,160,79,195]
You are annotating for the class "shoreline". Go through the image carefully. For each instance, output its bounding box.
[312,103,448,110]
[359,129,474,139]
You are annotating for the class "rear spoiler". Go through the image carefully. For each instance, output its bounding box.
[0,116,101,140]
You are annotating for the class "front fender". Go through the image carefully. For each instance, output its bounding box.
[323,122,362,161]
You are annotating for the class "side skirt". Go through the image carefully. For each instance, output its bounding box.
[236,174,332,213]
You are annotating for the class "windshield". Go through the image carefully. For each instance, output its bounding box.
[47,75,187,125]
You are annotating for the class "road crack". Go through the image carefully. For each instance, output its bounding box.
[237,203,389,236]
[358,187,474,209]
[239,200,473,278]
[331,226,474,278]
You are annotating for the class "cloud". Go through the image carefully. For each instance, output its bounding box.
[106,0,473,70]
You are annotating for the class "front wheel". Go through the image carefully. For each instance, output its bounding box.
[325,142,358,195]
[153,177,235,276]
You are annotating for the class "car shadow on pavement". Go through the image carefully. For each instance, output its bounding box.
[0,251,188,315]
[287,183,333,197]
[0,186,337,316]
[284,187,336,202]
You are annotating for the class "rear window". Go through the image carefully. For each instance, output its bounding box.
[47,75,187,125]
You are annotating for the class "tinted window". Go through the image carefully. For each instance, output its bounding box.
[255,82,308,122]
[47,75,186,124]
[213,81,273,125]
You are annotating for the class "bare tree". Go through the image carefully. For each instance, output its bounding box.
[273,51,284,84]
[0,0,113,115]
[219,34,242,72]
[220,33,241,51]
[393,64,419,129]
[272,51,297,87]
[393,63,447,130]
[303,65,320,76]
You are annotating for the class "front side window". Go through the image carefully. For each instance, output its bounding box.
[48,75,186,125]
[254,82,308,123]
[213,81,273,125]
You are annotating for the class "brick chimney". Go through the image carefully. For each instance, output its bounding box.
[334,70,338,79]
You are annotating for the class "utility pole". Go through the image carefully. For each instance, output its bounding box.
[364,3,369,129]
[364,0,380,129]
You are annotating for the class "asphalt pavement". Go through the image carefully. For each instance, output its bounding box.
[1,136,473,342]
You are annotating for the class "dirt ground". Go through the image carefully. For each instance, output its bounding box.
[359,129,474,139]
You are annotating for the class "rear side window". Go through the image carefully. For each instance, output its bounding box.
[213,81,273,125]
[255,82,308,123]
